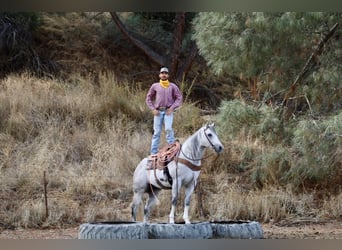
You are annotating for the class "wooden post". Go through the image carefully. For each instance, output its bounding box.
[43,171,49,219]
[196,179,204,217]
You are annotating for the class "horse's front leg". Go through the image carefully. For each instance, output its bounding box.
[183,183,195,224]
[169,178,181,224]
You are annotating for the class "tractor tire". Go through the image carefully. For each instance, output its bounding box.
[78,221,148,239]
[210,220,263,239]
[147,222,213,239]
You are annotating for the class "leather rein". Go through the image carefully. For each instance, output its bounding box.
[176,126,218,171]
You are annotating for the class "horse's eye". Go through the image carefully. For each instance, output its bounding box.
[207,133,212,137]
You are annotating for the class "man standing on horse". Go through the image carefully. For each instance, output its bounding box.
[146,67,183,155]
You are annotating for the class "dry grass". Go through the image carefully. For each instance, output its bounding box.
[34,12,162,85]
[36,13,114,77]
[0,72,207,228]
[1,12,340,230]
[0,73,147,227]
[0,73,341,229]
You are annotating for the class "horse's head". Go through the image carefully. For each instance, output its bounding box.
[203,123,224,153]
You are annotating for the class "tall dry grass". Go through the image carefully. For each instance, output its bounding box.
[0,73,149,227]
[0,73,341,229]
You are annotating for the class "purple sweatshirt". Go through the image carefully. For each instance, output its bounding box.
[146,82,183,111]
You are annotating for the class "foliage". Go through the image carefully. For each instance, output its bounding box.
[216,99,260,140]
[216,99,286,144]
[287,112,342,192]
[192,12,342,115]
[215,99,288,175]
[0,12,41,30]
[215,99,341,192]
[0,12,44,77]
[116,12,199,81]
[1,12,342,228]
[252,147,291,188]
[309,65,342,113]
[122,13,173,55]
[135,12,196,33]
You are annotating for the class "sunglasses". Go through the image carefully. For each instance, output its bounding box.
[160,72,169,74]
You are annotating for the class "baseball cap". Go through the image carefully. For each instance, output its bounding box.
[160,67,169,73]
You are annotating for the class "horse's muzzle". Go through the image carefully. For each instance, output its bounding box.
[215,145,224,153]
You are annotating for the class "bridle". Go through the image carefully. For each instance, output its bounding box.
[203,125,217,149]
[180,126,218,162]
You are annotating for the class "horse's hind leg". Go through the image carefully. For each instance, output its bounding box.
[144,188,160,223]
[131,190,144,222]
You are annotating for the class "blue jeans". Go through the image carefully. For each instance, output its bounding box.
[150,111,175,154]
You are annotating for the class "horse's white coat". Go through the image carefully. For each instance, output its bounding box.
[131,123,224,224]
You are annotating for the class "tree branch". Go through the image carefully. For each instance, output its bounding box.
[176,42,198,81]
[109,12,165,66]
[110,12,198,81]
[282,23,339,107]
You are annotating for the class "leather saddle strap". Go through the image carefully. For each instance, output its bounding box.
[175,157,201,171]
[154,167,172,189]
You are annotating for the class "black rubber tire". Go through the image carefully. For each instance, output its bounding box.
[78,220,263,239]
[210,220,263,239]
[147,222,213,239]
[78,221,148,239]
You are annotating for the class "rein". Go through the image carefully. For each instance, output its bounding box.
[180,146,217,162]
[179,127,218,162]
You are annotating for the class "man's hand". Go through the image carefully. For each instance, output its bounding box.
[166,108,173,115]
[152,109,159,116]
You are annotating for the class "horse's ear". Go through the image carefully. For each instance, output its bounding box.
[204,122,215,129]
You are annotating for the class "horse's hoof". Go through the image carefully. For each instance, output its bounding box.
[143,217,150,223]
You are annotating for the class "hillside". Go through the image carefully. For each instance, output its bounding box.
[0,12,341,233]
[31,12,239,109]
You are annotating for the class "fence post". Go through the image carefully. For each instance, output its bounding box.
[43,171,49,219]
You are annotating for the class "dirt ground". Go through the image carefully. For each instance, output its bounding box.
[0,220,341,239]
[262,220,342,239]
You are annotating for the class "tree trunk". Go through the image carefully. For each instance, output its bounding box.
[109,12,198,81]
[109,12,165,66]
[170,13,185,79]
[175,42,198,81]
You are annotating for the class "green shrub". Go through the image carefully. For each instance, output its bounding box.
[252,147,291,188]
[216,99,260,141]
[217,100,286,144]
[257,106,286,144]
[287,112,342,192]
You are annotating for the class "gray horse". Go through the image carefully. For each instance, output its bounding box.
[131,123,224,224]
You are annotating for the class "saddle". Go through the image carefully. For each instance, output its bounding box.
[147,140,181,170]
